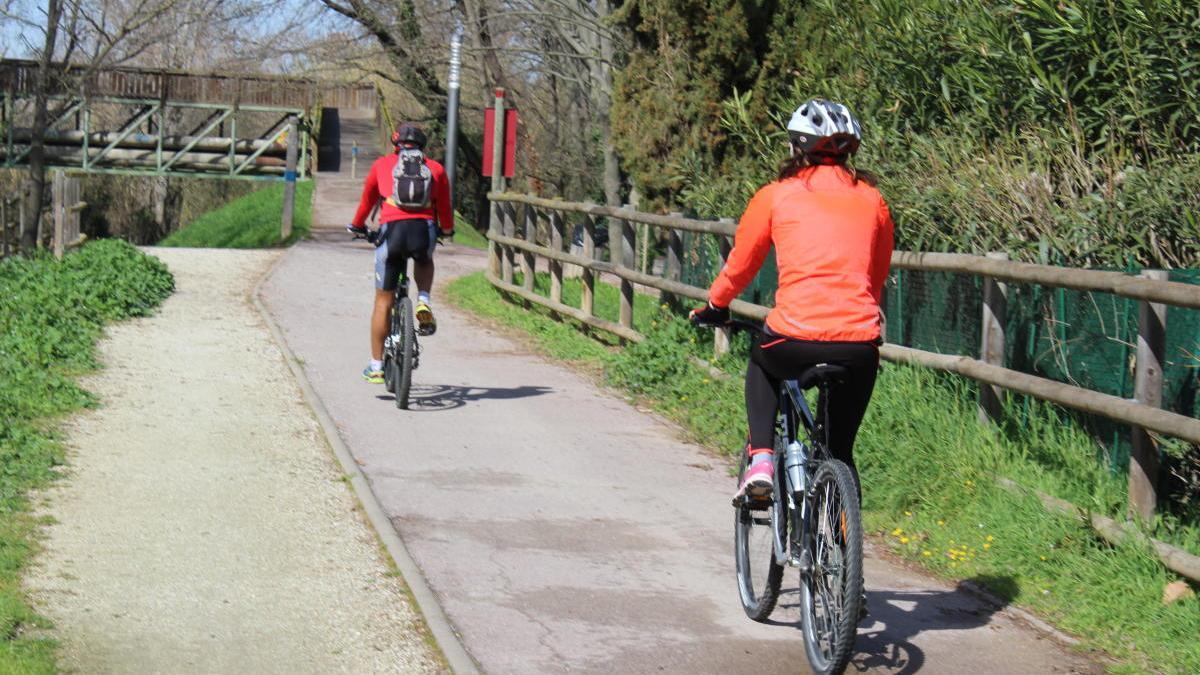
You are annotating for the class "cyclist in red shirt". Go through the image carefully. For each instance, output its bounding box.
[691,99,894,503]
[348,123,454,383]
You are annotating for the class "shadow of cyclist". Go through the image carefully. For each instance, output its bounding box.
[764,575,1015,674]
[376,383,554,411]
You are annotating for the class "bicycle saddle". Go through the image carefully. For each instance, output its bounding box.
[795,363,849,389]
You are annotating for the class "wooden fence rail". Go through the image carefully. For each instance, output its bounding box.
[485,189,1200,580]
[484,191,1199,450]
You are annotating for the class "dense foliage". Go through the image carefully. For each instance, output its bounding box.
[0,241,174,671]
[612,0,1200,266]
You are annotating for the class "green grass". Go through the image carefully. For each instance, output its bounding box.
[0,241,174,673]
[451,212,488,250]
[158,180,313,248]
[447,270,1200,673]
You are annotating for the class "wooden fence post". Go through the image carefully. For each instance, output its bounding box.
[52,170,65,260]
[501,203,516,284]
[522,205,536,292]
[280,114,299,241]
[549,211,565,304]
[487,88,506,278]
[581,213,596,318]
[1130,269,1168,524]
[1,199,8,258]
[17,192,25,255]
[714,219,734,358]
[663,212,684,309]
[617,207,637,330]
[979,251,1009,424]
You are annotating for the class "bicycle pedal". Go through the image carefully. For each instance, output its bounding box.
[731,493,772,509]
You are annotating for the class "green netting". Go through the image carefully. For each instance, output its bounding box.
[683,247,1200,466]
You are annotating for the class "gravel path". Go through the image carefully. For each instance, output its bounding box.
[25,247,443,674]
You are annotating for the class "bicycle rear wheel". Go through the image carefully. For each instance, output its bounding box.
[734,452,785,621]
[799,458,863,675]
[396,296,416,409]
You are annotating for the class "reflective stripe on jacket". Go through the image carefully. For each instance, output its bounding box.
[709,165,894,342]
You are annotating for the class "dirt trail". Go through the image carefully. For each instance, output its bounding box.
[26,248,442,674]
[261,237,1102,674]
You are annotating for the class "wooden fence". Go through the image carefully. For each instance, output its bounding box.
[1,170,87,261]
[484,191,1200,529]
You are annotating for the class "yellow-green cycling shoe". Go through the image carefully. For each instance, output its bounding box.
[415,301,437,336]
[362,365,385,384]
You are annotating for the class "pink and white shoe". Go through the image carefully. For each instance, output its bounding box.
[733,459,774,505]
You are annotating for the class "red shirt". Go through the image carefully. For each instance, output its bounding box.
[352,152,453,233]
[709,165,894,342]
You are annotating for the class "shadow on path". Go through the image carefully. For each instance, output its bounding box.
[376,383,554,411]
[763,576,1014,673]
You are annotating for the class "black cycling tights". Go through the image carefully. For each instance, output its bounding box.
[745,333,880,487]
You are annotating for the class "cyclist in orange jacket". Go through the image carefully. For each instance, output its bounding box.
[348,123,454,383]
[691,99,894,502]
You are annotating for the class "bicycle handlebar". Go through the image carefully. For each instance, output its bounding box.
[692,316,762,334]
[350,229,447,246]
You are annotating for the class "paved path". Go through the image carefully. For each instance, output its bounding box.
[26,248,443,673]
[261,237,1101,674]
[312,109,383,234]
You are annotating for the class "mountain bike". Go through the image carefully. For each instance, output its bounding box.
[353,229,421,409]
[700,317,864,675]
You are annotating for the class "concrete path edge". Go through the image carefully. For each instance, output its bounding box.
[251,249,481,675]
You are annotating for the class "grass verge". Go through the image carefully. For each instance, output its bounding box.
[447,270,1200,674]
[451,213,488,250]
[158,180,313,248]
[0,241,174,673]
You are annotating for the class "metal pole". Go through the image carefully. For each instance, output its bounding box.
[280,114,299,241]
[1130,269,1168,524]
[444,26,463,204]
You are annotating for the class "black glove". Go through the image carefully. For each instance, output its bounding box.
[689,301,730,326]
[437,228,455,242]
[347,223,368,238]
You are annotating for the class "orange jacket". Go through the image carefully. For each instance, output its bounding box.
[709,165,894,342]
[352,153,453,232]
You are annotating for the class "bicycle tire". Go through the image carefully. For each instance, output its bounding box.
[383,307,399,394]
[396,296,416,409]
[734,452,785,621]
[799,458,863,675]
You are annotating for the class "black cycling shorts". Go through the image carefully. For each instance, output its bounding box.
[374,218,436,290]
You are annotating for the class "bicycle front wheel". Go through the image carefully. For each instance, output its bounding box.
[799,458,863,675]
[383,307,399,394]
[734,453,784,622]
[396,296,416,409]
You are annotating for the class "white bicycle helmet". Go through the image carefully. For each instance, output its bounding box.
[786,98,861,157]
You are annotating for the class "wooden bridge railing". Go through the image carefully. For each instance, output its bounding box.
[485,191,1200,531]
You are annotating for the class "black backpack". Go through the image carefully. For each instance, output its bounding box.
[391,147,433,208]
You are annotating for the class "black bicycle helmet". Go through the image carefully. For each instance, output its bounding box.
[391,123,427,149]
